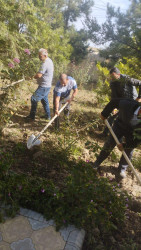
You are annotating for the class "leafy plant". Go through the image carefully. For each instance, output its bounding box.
[0,147,128,232]
[95,62,110,104]
[67,60,93,88]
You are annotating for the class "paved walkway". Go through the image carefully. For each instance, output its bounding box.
[0,208,85,250]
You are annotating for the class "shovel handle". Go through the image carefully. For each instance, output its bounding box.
[33,102,69,141]
[105,119,141,185]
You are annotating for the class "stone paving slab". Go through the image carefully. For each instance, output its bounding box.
[0,207,85,250]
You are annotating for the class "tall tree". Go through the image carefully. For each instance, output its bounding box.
[63,0,94,28]
[68,27,89,63]
[92,0,141,63]
[0,0,72,78]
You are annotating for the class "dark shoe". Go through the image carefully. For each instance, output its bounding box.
[90,161,99,170]
[98,132,108,139]
[93,164,99,170]
[25,115,35,121]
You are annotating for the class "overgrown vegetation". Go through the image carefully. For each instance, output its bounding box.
[0,83,141,249]
[0,147,128,232]
[1,0,141,249]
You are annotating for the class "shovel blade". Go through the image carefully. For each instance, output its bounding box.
[27,134,41,149]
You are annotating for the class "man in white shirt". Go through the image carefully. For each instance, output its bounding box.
[53,73,78,129]
[26,48,54,121]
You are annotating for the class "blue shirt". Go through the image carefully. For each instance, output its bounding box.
[54,76,77,100]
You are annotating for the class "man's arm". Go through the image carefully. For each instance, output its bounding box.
[55,96,60,115]
[121,74,141,86]
[67,88,78,103]
[129,77,141,87]
[34,73,43,79]
[101,98,121,119]
[122,75,141,99]
[34,60,47,79]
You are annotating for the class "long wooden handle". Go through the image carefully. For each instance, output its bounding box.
[105,119,141,185]
[33,102,68,142]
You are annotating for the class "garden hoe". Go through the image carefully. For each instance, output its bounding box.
[27,102,68,149]
[105,119,141,186]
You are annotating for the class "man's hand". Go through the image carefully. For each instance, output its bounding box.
[34,73,42,79]
[67,97,73,103]
[67,89,78,103]
[100,114,106,121]
[136,98,141,103]
[112,108,118,115]
[55,110,59,116]
[117,143,124,151]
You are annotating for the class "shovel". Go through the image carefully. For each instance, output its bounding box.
[27,102,68,149]
[105,119,141,185]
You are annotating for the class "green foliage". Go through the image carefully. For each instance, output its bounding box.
[67,28,89,63]
[115,58,141,79]
[0,0,72,81]
[85,140,102,158]
[95,62,110,104]
[0,0,98,79]
[0,149,128,231]
[132,155,141,172]
[95,1,141,68]
[62,0,94,28]
[0,88,16,133]
[1,50,38,81]
[56,122,82,157]
[67,60,93,88]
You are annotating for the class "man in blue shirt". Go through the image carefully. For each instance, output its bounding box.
[53,73,78,129]
[26,48,54,121]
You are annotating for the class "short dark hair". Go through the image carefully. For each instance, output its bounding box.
[59,73,68,80]
[110,67,120,75]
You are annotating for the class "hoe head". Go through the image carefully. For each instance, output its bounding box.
[27,134,41,149]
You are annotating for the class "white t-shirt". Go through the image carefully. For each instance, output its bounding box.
[54,76,77,100]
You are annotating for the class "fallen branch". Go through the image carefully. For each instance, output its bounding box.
[1,78,25,90]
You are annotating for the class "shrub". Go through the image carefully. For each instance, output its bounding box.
[0,149,128,232]
[67,60,94,88]
[95,62,110,104]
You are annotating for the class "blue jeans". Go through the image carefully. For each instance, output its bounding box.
[30,86,51,119]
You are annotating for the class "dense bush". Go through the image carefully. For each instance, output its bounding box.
[0,148,129,232]
[95,62,110,104]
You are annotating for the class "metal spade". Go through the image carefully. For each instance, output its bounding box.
[27,102,68,149]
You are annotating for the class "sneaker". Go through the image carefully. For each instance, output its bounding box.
[120,169,127,178]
